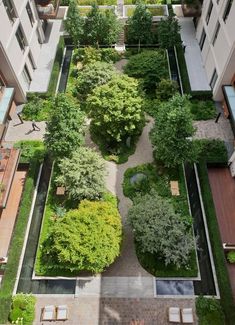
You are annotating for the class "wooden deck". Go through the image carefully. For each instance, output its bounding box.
[208,167,235,300]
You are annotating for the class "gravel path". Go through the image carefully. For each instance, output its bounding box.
[86,117,154,276]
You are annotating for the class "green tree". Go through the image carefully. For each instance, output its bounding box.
[156,78,179,101]
[128,190,195,269]
[87,75,144,145]
[82,5,121,46]
[151,94,197,167]
[9,294,36,324]
[127,2,153,51]
[75,61,116,100]
[157,16,181,49]
[44,94,85,159]
[64,0,84,46]
[124,50,168,92]
[56,147,106,201]
[42,200,122,273]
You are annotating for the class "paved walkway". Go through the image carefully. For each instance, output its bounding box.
[178,17,211,91]
[29,20,62,93]
[4,111,46,142]
[34,296,197,325]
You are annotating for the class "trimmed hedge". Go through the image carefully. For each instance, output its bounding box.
[175,44,191,94]
[0,161,40,323]
[197,163,235,324]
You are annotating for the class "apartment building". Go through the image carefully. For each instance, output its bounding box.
[196,0,235,101]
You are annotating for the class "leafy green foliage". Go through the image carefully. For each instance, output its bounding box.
[9,294,36,325]
[151,94,197,167]
[82,5,121,46]
[56,147,105,201]
[22,95,52,121]
[64,0,84,46]
[190,99,216,120]
[175,44,191,94]
[73,47,120,65]
[75,61,116,100]
[87,74,144,145]
[142,98,161,118]
[44,94,85,159]
[127,3,153,49]
[41,200,122,273]
[14,140,45,163]
[196,296,225,325]
[157,16,181,49]
[195,139,228,164]
[227,251,235,264]
[128,190,195,269]
[124,50,168,92]
[156,78,179,100]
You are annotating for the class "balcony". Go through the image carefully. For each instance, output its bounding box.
[36,0,60,19]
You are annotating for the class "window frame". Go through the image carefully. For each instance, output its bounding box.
[206,0,213,24]
[22,64,32,88]
[199,28,206,50]
[3,0,17,23]
[223,0,233,22]
[210,69,218,89]
[26,2,35,27]
[15,25,27,51]
[212,22,221,46]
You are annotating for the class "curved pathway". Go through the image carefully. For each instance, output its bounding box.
[86,117,154,277]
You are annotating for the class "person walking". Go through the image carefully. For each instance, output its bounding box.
[32,120,40,131]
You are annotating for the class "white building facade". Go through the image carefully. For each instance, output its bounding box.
[0,0,48,103]
[196,0,235,101]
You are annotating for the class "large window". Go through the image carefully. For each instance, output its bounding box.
[199,28,206,50]
[22,65,32,88]
[3,0,16,23]
[212,22,221,45]
[210,69,218,89]
[16,25,27,51]
[223,0,233,22]
[206,1,213,24]
[26,2,34,26]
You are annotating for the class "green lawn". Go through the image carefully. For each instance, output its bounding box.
[123,162,198,277]
[124,0,165,4]
[126,5,165,16]
[78,6,115,16]
[77,0,116,5]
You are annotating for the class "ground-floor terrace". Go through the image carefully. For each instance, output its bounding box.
[208,167,235,301]
[34,296,197,325]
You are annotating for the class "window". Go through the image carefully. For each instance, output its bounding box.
[26,2,34,26]
[28,52,36,70]
[22,65,32,88]
[210,69,218,89]
[16,25,26,51]
[0,76,5,93]
[212,22,220,45]
[206,1,213,24]
[3,0,16,23]
[199,28,206,50]
[223,0,233,22]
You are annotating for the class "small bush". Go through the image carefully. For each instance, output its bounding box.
[9,294,36,325]
[227,251,235,264]
[22,95,52,121]
[190,99,216,120]
[195,139,228,164]
[14,140,45,163]
[196,296,225,325]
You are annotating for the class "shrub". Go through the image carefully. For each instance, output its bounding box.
[190,99,216,120]
[227,251,235,264]
[22,96,52,121]
[124,50,168,92]
[195,139,228,164]
[41,200,122,273]
[156,78,179,100]
[56,147,106,201]
[9,294,36,325]
[14,140,45,162]
[196,296,225,325]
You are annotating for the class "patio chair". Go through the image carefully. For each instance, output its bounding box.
[41,305,56,321]
[181,308,194,323]
[168,307,181,323]
[56,305,68,321]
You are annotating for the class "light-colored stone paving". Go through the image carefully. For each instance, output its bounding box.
[178,17,211,91]
[29,20,63,93]
[34,296,197,325]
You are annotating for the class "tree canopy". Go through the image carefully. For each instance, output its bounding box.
[151,94,197,167]
[64,0,84,46]
[42,200,122,273]
[157,16,181,49]
[128,190,195,269]
[82,5,121,46]
[75,61,116,100]
[124,50,168,92]
[127,3,153,50]
[87,74,144,145]
[56,147,106,201]
[44,94,85,159]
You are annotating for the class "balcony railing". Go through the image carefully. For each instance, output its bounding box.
[36,0,60,19]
